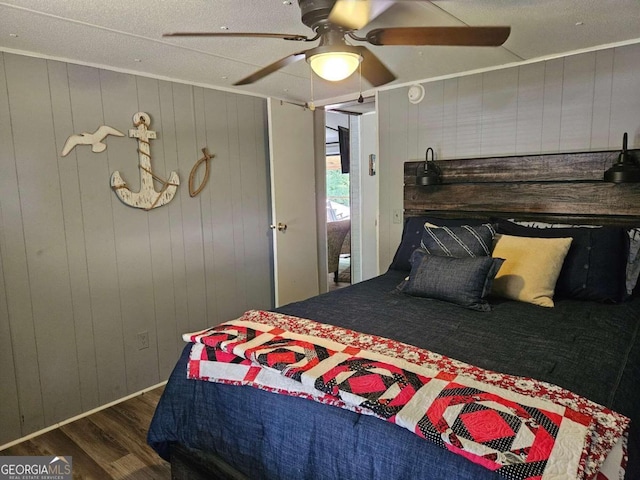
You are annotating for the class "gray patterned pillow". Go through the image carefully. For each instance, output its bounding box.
[399,249,504,311]
[421,223,496,258]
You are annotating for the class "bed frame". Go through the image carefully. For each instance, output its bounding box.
[166,148,640,479]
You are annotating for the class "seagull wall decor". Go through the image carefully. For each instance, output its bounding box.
[60,125,125,157]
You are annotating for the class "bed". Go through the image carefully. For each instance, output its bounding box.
[148,150,640,480]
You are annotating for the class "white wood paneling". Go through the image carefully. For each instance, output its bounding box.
[610,45,640,147]
[0,250,21,443]
[378,42,640,272]
[456,75,483,158]
[136,76,180,380]
[559,53,596,151]
[101,69,159,395]
[172,83,208,334]
[237,95,272,310]
[4,54,82,426]
[441,79,459,159]
[379,88,410,270]
[418,82,444,157]
[156,80,188,376]
[66,63,128,406]
[48,60,100,414]
[406,93,420,162]
[0,51,273,445]
[204,89,235,323]
[590,49,614,150]
[0,53,42,442]
[199,89,223,327]
[540,58,564,152]
[516,63,545,154]
[481,68,518,156]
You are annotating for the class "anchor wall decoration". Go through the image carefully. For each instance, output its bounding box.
[111,112,180,210]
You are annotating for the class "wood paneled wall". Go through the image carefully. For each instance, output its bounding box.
[378,42,640,270]
[0,52,273,444]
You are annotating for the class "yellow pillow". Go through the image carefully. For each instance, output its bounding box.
[491,234,572,307]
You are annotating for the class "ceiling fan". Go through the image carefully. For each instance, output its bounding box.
[163,0,511,87]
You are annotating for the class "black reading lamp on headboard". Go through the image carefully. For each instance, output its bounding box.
[416,147,442,185]
[604,132,640,183]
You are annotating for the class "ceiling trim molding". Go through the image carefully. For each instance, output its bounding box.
[375,37,640,93]
[319,37,640,107]
[3,33,639,110]
[0,46,269,101]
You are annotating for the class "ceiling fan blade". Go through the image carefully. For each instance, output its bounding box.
[233,51,308,86]
[354,46,396,87]
[329,0,394,30]
[163,32,309,41]
[366,26,511,46]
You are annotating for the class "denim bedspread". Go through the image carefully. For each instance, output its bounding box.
[148,270,640,479]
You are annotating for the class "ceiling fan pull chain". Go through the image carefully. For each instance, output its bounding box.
[358,61,364,103]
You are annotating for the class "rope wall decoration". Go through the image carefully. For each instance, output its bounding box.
[61,112,218,208]
[189,147,215,197]
[110,112,180,210]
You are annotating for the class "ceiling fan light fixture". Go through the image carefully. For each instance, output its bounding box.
[308,51,362,81]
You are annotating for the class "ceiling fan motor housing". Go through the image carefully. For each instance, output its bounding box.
[299,0,340,30]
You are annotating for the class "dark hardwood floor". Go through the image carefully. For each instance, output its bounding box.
[0,386,170,479]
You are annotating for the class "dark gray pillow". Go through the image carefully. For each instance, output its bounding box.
[421,223,496,258]
[399,249,504,312]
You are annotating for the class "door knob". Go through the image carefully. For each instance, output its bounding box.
[270,222,288,232]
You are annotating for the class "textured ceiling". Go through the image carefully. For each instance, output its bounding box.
[1,0,639,107]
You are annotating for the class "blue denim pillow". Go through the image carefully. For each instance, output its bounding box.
[493,219,628,302]
[399,249,504,311]
[421,223,496,258]
[389,216,489,271]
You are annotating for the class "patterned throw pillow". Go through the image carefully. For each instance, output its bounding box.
[399,249,504,312]
[421,223,496,258]
[389,216,488,271]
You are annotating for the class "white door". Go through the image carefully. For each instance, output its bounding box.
[268,99,319,307]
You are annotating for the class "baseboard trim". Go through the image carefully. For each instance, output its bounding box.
[0,380,168,451]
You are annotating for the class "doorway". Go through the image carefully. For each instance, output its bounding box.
[325,111,351,290]
[323,96,379,290]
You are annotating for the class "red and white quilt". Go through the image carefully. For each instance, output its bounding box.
[184,310,629,480]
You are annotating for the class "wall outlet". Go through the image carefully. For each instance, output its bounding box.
[137,331,149,350]
[393,209,403,224]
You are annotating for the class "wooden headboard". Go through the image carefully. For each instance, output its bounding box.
[404,149,640,226]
